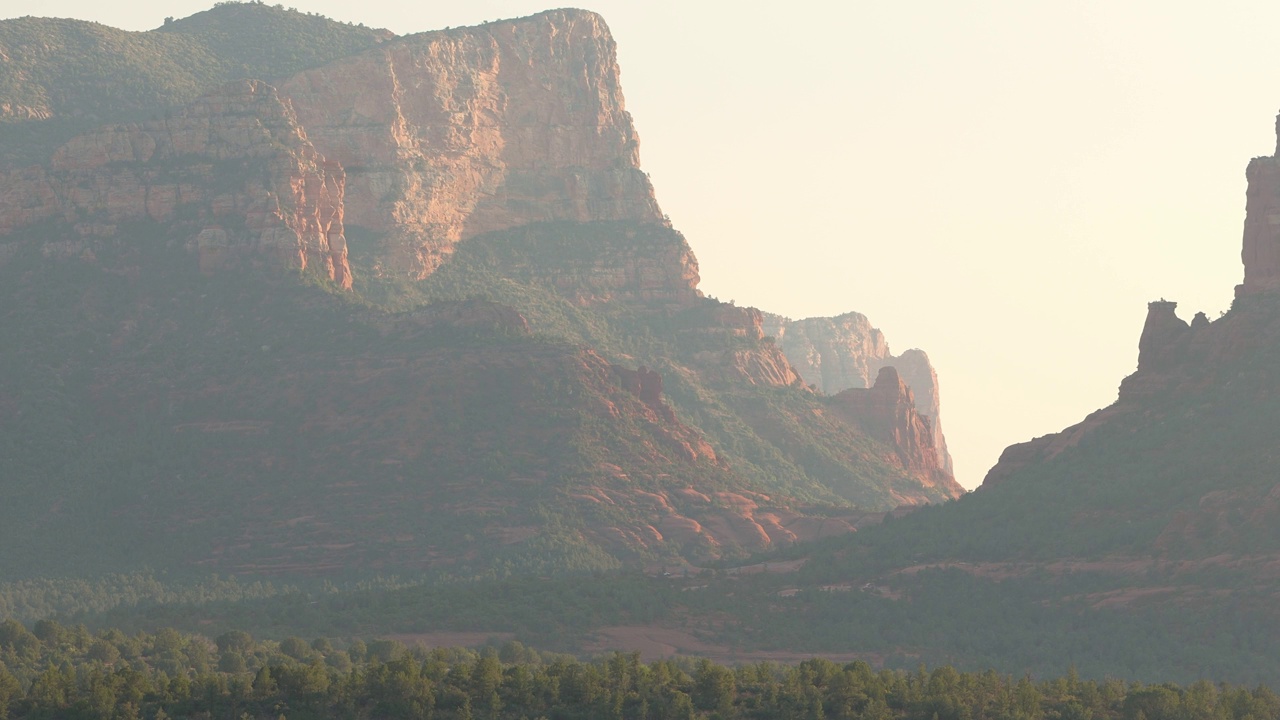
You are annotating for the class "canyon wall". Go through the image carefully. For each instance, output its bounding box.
[279,9,666,279]
[0,9,690,298]
[830,366,960,496]
[763,311,953,474]
[0,80,351,285]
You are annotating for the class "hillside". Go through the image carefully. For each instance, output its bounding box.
[11,3,1280,689]
[647,110,1280,683]
[0,4,960,582]
[0,3,388,167]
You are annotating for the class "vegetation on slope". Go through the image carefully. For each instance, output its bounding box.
[0,216,941,582]
[355,220,950,509]
[1,619,1279,720]
[0,1,385,165]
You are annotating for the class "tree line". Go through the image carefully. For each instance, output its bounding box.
[0,618,1277,719]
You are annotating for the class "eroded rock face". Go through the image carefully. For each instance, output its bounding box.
[685,303,805,387]
[612,363,718,464]
[831,367,961,496]
[279,9,666,279]
[763,311,953,474]
[465,222,701,307]
[0,80,351,286]
[763,312,889,392]
[1239,113,1280,295]
[0,8,964,573]
[578,486,878,560]
[1137,300,1189,370]
[0,10,684,296]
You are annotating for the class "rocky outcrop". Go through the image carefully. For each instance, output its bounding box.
[1239,113,1280,295]
[982,299,1213,487]
[685,303,805,387]
[0,102,51,122]
[763,312,891,392]
[764,311,953,473]
[612,363,718,464]
[0,80,351,286]
[830,367,961,496]
[0,9,690,299]
[279,9,668,280]
[614,365,673,421]
[1136,300,1190,370]
[579,486,877,559]
[981,113,1280,488]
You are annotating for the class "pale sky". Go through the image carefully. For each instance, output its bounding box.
[4,1,1273,489]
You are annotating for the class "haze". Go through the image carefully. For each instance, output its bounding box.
[4,0,1271,488]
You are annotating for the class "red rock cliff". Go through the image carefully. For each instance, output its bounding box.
[0,80,351,286]
[278,9,666,278]
[763,311,954,474]
[830,366,962,497]
[0,10,687,297]
[684,302,805,387]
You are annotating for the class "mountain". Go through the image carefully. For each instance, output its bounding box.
[661,110,1280,684]
[763,312,953,474]
[0,3,390,166]
[0,5,960,582]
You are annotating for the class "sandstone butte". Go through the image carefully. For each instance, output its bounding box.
[0,8,961,531]
[981,109,1280,488]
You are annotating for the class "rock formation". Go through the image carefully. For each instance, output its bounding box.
[1238,113,1280,295]
[0,9,691,299]
[611,363,719,464]
[278,9,667,279]
[0,80,352,286]
[690,304,805,387]
[983,299,1212,487]
[1136,300,1189,370]
[983,110,1280,488]
[0,5,964,578]
[763,312,953,473]
[831,367,960,494]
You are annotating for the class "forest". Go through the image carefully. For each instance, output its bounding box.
[1,618,1278,720]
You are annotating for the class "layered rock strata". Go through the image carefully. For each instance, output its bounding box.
[0,7,966,564]
[831,367,960,494]
[0,80,351,285]
[763,311,953,473]
[690,304,804,387]
[279,9,667,279]
[0,10,689,297]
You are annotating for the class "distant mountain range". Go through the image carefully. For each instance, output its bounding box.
[0,3,959,582]
[16,3,1279,687]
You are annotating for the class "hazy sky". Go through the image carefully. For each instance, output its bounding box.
[4,0,1275,488]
